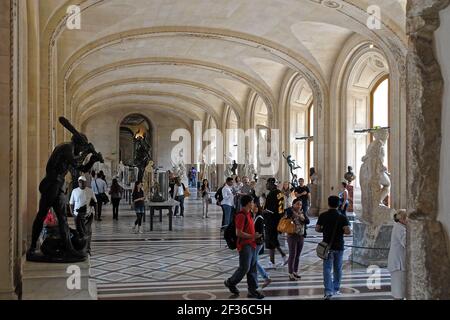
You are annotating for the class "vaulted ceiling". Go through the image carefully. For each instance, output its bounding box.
[39,0,407,126]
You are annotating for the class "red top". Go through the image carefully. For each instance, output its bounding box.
[235,209,256,251]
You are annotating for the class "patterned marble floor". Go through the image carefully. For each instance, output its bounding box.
[90,190,392,300]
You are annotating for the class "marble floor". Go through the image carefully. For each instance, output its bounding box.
[90,191,392,300]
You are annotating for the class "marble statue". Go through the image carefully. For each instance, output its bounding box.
[143,160,154,196]
[352,128,397,267]
[224,152,234,179]
[243,152,257,180]
[359,128,395,226]
[172,149,186,181]
[27,117,103,263]
[118,160,125,185]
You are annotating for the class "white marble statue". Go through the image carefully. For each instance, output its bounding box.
[223,152,234,179]
[118,160,125,185]
[359,128,395,226]
[243,152,257,180]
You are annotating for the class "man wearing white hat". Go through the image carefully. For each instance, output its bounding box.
[70,176,97,252]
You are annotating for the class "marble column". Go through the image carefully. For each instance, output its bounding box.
[0,0,17,300]
[406,0,450,299]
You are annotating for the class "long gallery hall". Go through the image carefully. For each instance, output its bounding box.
[1,0,450,301]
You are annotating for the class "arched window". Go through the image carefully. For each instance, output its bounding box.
[227,109,239,162]
[307,103,314,179]
[252,97,269,171]
[371,76,389,168]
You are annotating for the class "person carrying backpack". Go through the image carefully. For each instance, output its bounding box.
[224,195,265,299]
[215,182,226,227]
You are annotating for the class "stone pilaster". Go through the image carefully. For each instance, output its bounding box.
[406,0,450,300]
[0,0,17,300]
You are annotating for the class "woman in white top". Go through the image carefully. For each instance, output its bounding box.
[173,177,186,217]
[387,210,407,300]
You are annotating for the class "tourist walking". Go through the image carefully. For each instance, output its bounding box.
[132,181,145,233]
[294,178,310,216]
[201,179,211,219]
[285,198,310,280]
[69,176,97,252]
[264,178,288,268]
[388,210,407,300]
[173,177,187,217]
[315,196,351,299]
[253,203,272,289]
[109,178,123,221]
[224,195,264,299]
[91,172,108,221]
[221,177,235,226]
[235,176,251,212]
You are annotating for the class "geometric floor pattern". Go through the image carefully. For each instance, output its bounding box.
[90,190,392,300]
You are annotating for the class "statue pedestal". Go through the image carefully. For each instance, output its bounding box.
[22,257,97,300]
[350,221,392,267]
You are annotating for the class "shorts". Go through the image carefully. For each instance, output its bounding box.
[135,206,145,214]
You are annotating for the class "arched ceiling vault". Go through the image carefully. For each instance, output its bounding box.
[79,101,201,127]
[38,0,407,128]
[78,90,221,125]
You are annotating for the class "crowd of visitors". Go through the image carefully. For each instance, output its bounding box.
[66,167,412,300]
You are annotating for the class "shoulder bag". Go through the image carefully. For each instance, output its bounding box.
[277,216,296,235]
[94,179,109,204]
[316,218,339,260]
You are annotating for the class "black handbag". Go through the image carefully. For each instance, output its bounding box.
[316,219,339,260]
[94,179,109,204]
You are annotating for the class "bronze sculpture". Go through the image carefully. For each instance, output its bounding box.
[27,117,103,262]
[283,152,301,184]
[134,133,151,182]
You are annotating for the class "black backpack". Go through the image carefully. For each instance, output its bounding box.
[215,186,224,204]
[224,213,247,250]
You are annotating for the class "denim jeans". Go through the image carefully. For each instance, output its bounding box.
[222,204,233,226]
[228,244,258,292]
[323,250,344,296]
[255,244,269,281]
[174,195,185,216]
[301,202,309,216]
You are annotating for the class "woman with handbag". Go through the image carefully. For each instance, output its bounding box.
[132,181,146,233]
[285,198,310,281]
[173,177,186,217]
[201,179,211,219]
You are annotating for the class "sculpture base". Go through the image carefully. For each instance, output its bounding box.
[22,257,97,300]
[350,221,392,267]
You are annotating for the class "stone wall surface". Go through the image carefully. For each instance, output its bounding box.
[406,0,450,300]
[436,4,450,278]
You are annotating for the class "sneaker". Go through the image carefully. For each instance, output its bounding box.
[324,294,332,300]
[334,291,342,296]
[247,291,265,299]
[293,273,302,279]
[276,261,285,268]
[132,225,137,233]
[288,274,298,281]
[266,262,277,269]
[262,278,272,289]
[138,227,143,234]
[283,255,289,266]
[224,280,240,295]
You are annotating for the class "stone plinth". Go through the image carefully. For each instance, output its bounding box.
[351,221,393,267]
[22,257,97,300]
